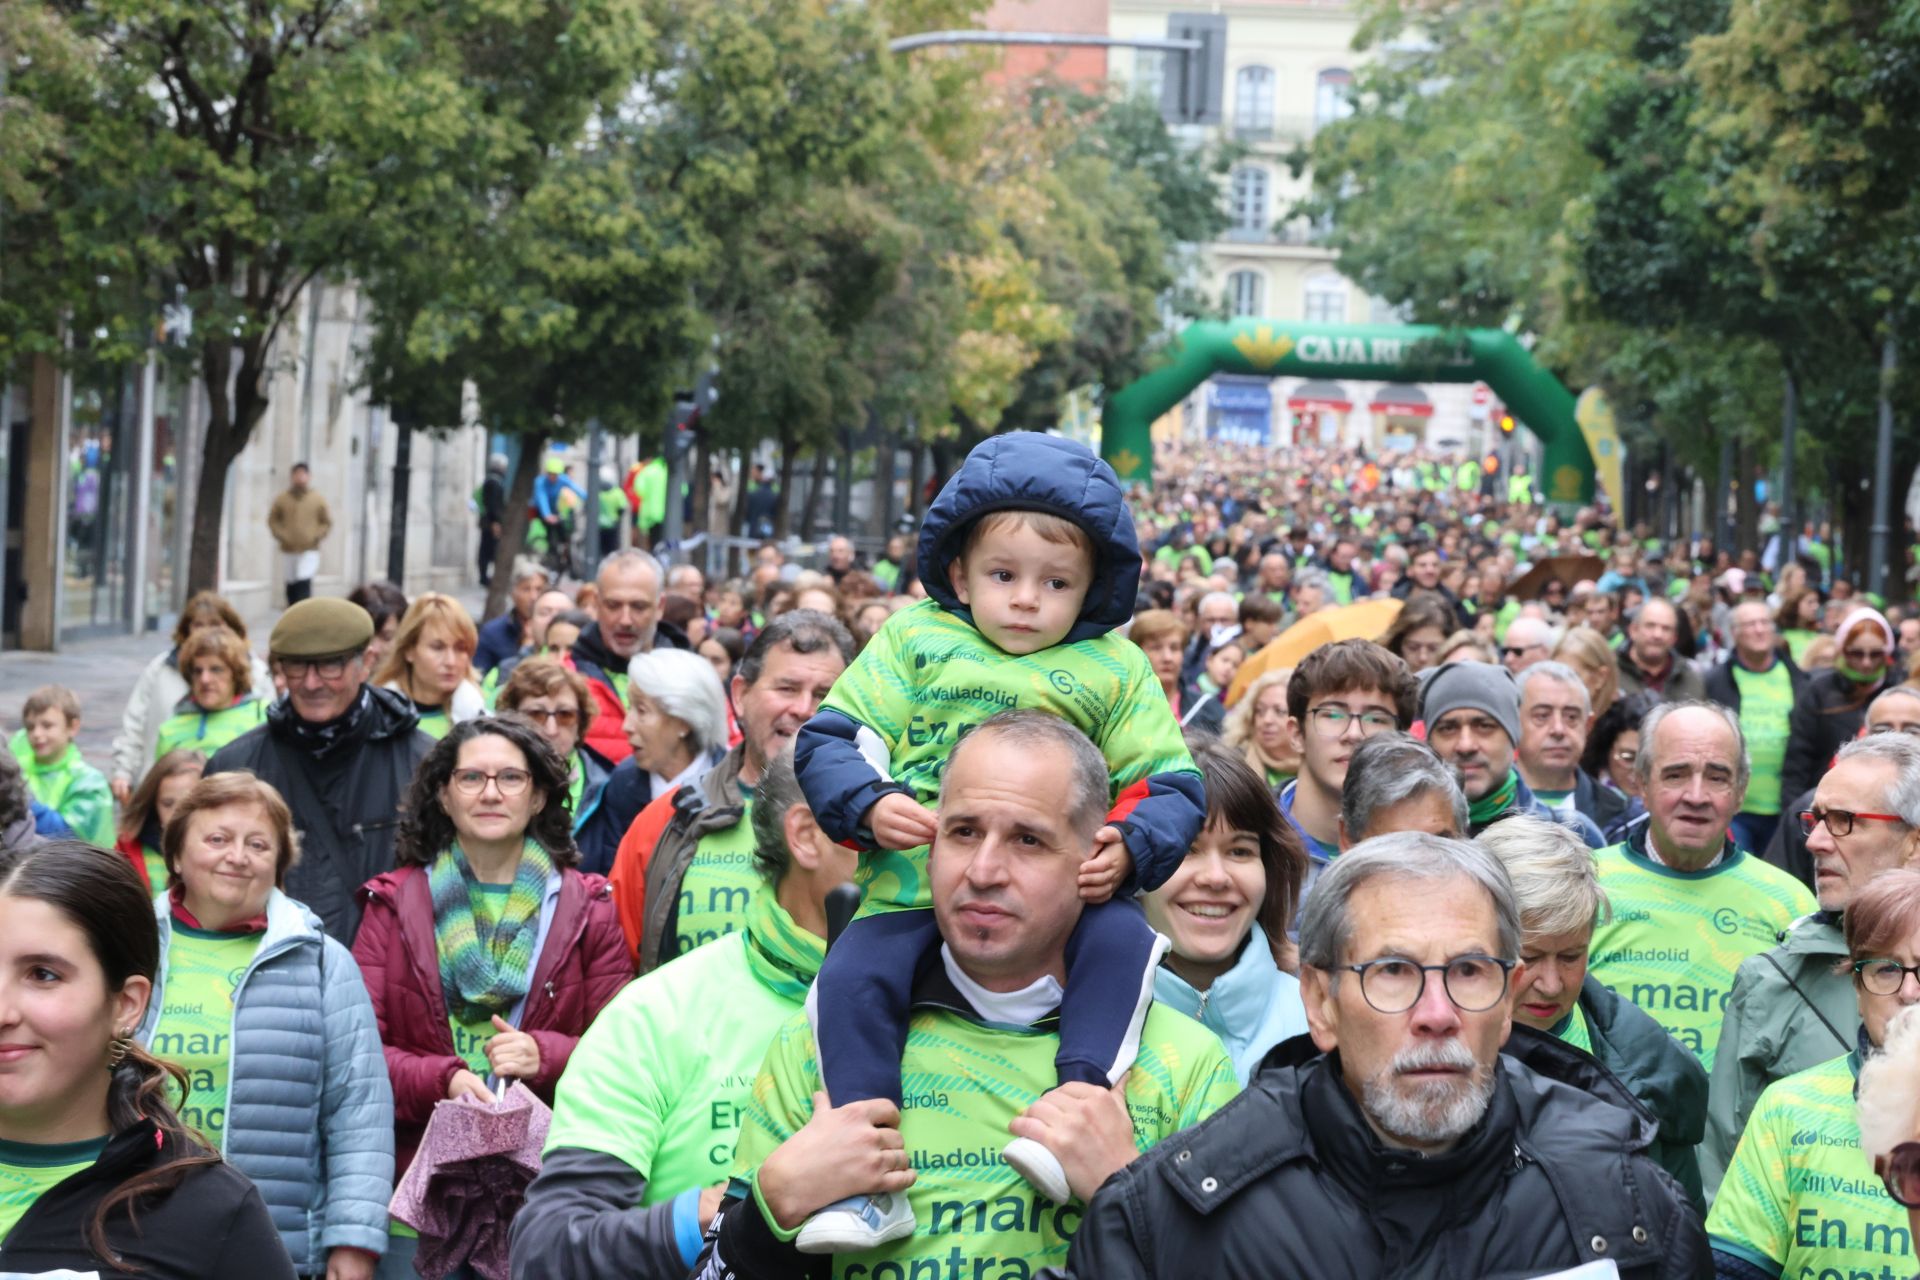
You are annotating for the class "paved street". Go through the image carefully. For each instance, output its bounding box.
[0,585,488,770]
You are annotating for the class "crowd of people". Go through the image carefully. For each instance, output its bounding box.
[0,433,1917,1280]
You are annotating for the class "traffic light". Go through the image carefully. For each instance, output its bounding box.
[1499,413,1516,434]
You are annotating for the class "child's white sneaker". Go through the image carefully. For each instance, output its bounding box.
[1002,1136,1072,1203]
[795,1192,917,1254]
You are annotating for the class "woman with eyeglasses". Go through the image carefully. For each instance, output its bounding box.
[1222,668,1299,798]
[1782,607,1898,809]
[1580,691,1657,841]
[352,717,631,1280]
[1708,868,1920,1280]
[495,658,611,843]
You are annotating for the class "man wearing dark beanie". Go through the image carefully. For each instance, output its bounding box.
[1420,661,1605,847]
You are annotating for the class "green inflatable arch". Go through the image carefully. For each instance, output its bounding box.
[1101,320,1596,504]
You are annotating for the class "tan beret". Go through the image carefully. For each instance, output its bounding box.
[269,598,375,659]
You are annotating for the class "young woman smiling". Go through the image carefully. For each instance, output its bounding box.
[1142,737,1308,1084]
[0,840,291,1278]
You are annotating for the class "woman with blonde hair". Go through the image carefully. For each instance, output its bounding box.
[1224,668,1298,796]
[109,590,271,806]
[1128,609,1190,718]
[1553,624,1621,720]
[374,593,486,739]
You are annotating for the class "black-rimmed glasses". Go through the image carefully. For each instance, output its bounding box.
[1338,955,1516,1014]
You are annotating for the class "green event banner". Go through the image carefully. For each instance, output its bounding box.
[1101,320,1595,504]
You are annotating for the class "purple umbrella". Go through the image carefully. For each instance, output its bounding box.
[390,1082,552,1280]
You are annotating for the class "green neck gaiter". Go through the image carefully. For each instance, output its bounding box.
[1468,770,1521,828]
[743,890,825,1002]
[1836,660,1884,686]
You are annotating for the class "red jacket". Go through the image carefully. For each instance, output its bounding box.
[353,865,633,1176]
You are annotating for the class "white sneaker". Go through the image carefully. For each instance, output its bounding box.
[795,1192,917,1254]
[1002,1136,1072,1203]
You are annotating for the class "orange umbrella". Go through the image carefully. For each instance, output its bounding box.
[1225,598,1404,707]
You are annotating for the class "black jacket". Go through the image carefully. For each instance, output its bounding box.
[0,1122,294,1280]
[1064,1029,1708,1280]
[1763,785,1818,892]
[574,754,659,877]
[1781,667,1889,808]
[1701,650,1807,716]
[207,685,434,943]
[1574,767,1631,834]
[1576,977,1709,1211]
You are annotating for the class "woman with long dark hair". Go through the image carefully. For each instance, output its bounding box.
[352,717,629,1279]
[0,840,292,1278]
[111,748,205,896]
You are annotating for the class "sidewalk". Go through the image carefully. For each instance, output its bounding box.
[0,585,488,776]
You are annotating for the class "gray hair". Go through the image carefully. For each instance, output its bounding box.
[1340,733,1468,841]
[940,710,1110,843]
[1521,660,1592,719]
[1474,815,1610,939]
[1199,590,1238,616]
[666,562,705,591]
[1634,699,1750,795]
[1299,832,1522,970]
[597,547,664,588]
[511,557,551,588]
[1295,569,1331,595]
[1834,733,1920,827]
[626,648,729,755]
[736,609,855,688]
[1870,685,1920,718]
[749,747,807,885]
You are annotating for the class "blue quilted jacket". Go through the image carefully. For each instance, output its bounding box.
[137,889,395,1270]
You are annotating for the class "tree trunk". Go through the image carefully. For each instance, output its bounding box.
[184,339,264,599]
[730,448,749,537]
[1736,433,1759,556]
[775,430,798,539]
[483,429,545,621]
[908,437,927,519]
[800,447,830,538]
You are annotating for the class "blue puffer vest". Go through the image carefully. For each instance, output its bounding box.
[137,889,394,1271]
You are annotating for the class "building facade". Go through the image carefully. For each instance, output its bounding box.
[1,279,488,651]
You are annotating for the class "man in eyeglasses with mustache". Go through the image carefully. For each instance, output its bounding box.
[1065,833,1706,1279]
[1704,732,1920,1199]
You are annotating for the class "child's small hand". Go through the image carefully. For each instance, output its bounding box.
[1078,826,1132,903]
[868,792,939,850]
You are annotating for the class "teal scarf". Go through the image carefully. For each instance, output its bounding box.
[429,839,552,1021]
[742,892,825,1001]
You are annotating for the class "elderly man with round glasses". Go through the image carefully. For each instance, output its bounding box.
[1066,832,1706,1279]
[1706,731,1920,1199]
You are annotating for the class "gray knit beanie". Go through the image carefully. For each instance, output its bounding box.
[1419,661,1521,746]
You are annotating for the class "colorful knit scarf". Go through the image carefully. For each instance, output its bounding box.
[1467,769,1520,829]
[430,839,552,1021]
[742,891,825,1002]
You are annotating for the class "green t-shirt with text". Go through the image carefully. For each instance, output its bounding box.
[151,925,263,1153]
[818,598,1198,915]
[1730,662,1794,817]
[0,1136,107,1242]
[546,930,801,1202]
[1708,1054,1913,1278]
[1587,842,1816,1069]
[1552,1002,1594,1055]
[731,1001,1239,1277]
[449,884,512,1076]
[674,799,761,958]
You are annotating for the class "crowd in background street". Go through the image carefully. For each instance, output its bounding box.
[1,434,1919,1280]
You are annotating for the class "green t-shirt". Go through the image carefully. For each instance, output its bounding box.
[151,925,264,1153]
[547,898,822,1203]
[1730,662,1794,817]
[139,843,169,896]
[732,1002,1239,1276]
[1587,842,1817,1069]
[674,798,761,958]
[153,697,269,761]
[414,705,453,741]
[818,598,1199,915]
[449,884,514,1075]
[1708,1054,1913,1277]
[6,733,114,848]
[0,1135,108,1242]
[1551,1002,1594,1055]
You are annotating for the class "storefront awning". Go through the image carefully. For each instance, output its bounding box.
[1287,379,1351,414]
[1368,383,1434,417]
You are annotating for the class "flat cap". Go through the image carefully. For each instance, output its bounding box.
[269,598,375,659]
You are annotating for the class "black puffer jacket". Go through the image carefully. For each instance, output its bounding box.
[1065,1029,1708,1280]
[207,685,433,942]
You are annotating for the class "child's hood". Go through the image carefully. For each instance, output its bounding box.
[918,432,1141,644]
